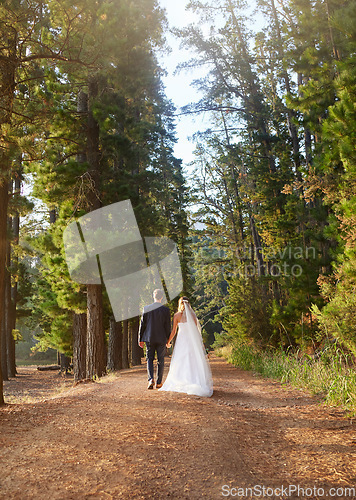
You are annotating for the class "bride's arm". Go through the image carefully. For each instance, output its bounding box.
[166,313,180,347]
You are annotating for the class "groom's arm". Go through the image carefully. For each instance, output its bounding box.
[165,309,171,339]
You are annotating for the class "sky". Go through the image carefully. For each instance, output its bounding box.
[157,0,265,171]
[157,0,208,169]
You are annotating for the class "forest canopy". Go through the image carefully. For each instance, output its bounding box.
[180,0,356,357]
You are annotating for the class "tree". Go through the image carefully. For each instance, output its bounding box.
[310,3,356,353]
[0,0,107,402]
[21,0,190,383]
[177,0,354,351]
[107,317,122,372]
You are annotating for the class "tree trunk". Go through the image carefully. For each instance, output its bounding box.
[5,239,15,378]
[7,296,16,378]
[122,319,129,369]
[249,214,265,276]
[305,128,312,168]
[60,353,71,373]
[107,317,123,371]
[128,320,133,366]
[325,0,340,61]
[85,76,106,379]
[1,225,10,381]
[8,175,20,378]
[0,15,17,405]
[73,312,87,382]
[86,284,106,378]
[49,209,56,224]
[130,317,142,366]
[0,156,9,396]
[269,0,301,180]
[71,92,89,383]
[87,77,101,212]
[1,305,8,381]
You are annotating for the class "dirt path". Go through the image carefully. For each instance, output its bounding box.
[1,356,355,499]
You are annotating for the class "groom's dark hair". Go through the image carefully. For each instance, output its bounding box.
[153,289,164,301]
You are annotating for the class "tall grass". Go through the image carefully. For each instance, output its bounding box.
[216,343,356,415]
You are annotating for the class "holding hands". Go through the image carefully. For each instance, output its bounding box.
[166,311,180,349]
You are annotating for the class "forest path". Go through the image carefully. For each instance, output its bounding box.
[1,356,356,499]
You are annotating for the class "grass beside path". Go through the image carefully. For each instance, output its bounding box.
[216,343,356,416]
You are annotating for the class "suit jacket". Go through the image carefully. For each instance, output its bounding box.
[138,303,171,345]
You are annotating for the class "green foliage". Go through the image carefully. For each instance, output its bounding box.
[218,276,275,346]
[312,270,356,357]
[181,0,356,361]
[308,24,356,354]
[12,0,191,356]
[219,340,356,415]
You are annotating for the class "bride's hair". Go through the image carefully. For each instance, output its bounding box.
[178,296,189,313]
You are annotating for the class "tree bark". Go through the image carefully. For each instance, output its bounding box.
[86,284,106,378]
[107,317,123,371]
[1,224,10,381]
[37,365,60,371]
[60,353,71,373]
[222,111,245,250]
[8,176,20,378]
[7,294,16,378]
[325,0,340,62]
[73,312,87,382]
[0,24,16,405]
[130,317,142,366]
[122,319,129,369]
[71,91,89,383]
[249,214,265,276]
[305,128,313,168]
[128,320,133,366]
[85,76,106,379]
[87,77,101,212]
[49,209,56,224]
[5,236,15,378]
[1,302,8,381]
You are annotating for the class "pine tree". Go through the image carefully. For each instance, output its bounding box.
[23,0,190,381]
[177,0,350,349]
[107,317,123,372]
[310,2,356,353]
[0,0,112,401]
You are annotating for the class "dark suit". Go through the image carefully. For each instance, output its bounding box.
[138,302,171,384]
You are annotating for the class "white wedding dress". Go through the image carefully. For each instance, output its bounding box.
[159,304,213,397]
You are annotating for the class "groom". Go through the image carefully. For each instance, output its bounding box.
[138,289,171,389]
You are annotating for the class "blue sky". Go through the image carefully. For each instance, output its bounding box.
[157,0,265,170]
[158,0,207,169]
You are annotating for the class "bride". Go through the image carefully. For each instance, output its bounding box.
[159,297,213,397]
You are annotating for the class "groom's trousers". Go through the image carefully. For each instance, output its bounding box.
[145,342,166,384]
